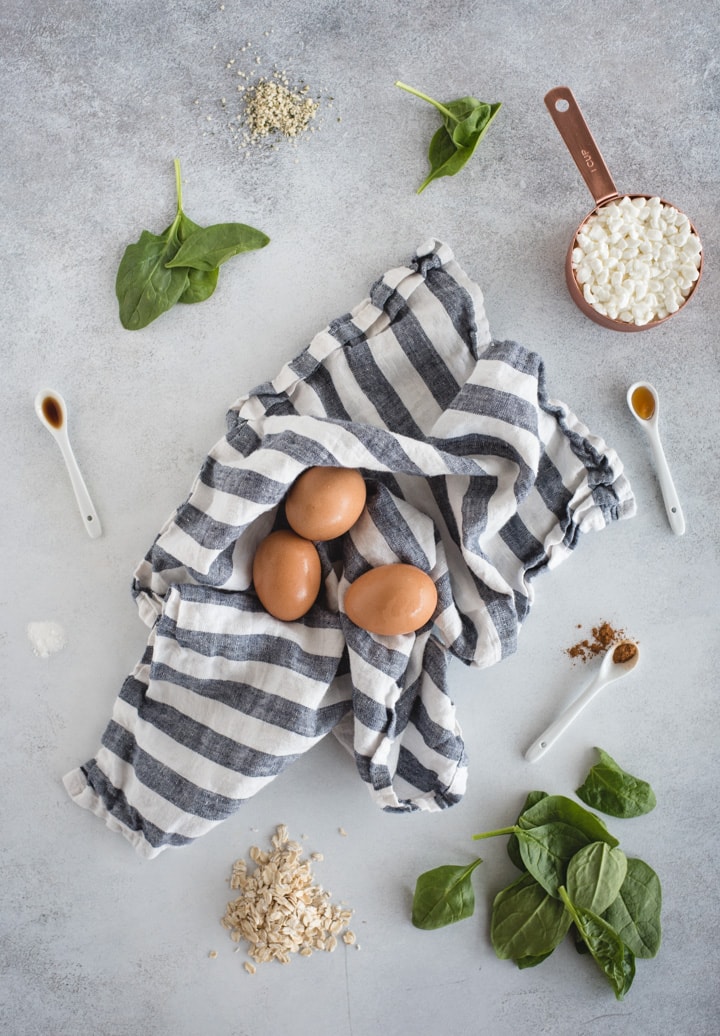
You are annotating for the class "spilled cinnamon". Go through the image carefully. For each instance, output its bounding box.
[566,621,632,664]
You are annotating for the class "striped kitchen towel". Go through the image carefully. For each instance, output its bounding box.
[63,239,635,858]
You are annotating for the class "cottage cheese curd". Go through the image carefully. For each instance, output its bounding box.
[571,195,702,325]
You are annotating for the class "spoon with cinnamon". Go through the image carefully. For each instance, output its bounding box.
[525,640,640,762]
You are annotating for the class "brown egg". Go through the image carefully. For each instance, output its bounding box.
[252,529,322,621]
[344,564,438,636]
[285,466,367,541]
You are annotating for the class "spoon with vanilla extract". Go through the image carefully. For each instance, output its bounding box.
[627,381,685,535]
[34,389,102,538]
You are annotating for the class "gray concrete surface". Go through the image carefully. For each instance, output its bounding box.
[2,1,719,1033]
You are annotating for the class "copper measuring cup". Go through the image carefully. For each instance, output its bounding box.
[545,86,703,331]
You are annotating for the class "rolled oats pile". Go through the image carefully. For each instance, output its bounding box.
[221,825,355,966]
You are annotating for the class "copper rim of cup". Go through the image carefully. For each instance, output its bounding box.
[565,192,704,332]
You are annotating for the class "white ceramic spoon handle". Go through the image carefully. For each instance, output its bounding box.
[525,673,604,762]
[56,434,103,539]
[649,432,685,536]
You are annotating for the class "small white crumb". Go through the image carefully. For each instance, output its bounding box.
[243,961,256,974]
[27,621,66,658]
[338,827,347,837]
[208,950,218,959]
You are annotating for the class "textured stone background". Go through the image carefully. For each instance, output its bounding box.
[2,1,718,1033]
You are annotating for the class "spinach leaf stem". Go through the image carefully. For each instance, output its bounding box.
[472,826,518,841]
[173,157,183,213]
[394,81,457,122]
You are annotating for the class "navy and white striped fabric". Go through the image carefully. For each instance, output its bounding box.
[64,240,635,858]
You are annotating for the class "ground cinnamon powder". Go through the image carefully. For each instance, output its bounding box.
[566,621,628,663]
[612,641,638,664]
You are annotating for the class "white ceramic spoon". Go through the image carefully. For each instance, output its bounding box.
[524,641,640,762]
[34,389,102,539]
[627,381,685,536]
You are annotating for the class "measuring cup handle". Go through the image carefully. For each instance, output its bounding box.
[545,86,619,208]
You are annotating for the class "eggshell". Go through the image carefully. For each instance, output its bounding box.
[285,466,367,541]
[252,529,322,621]
[344,564,437,636]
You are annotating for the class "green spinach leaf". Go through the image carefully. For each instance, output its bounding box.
[179,267,220,305]
[566,841,627,915]
[116,225,190,330]
[491,872,571,960]
[559,886,635,1000]
[412,858,483,930]
[167,223,270,272]
[395,81,501,193]
[507,790,548,871]
[475,796,617,898]
[116,159,269,329]
[175,211,219,305]
[576,748,657,818]
[602,858,662,958]
[515,951,555,969]
[517,822,591,898]
[518,794,619,848]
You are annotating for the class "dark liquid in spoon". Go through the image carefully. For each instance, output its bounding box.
[41,396,63,429]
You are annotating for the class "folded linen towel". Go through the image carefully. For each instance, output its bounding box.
[64,239,635,858]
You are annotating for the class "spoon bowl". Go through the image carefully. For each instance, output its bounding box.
[35,389,102,539]
[525,640,640,762]
[627,381,685,535]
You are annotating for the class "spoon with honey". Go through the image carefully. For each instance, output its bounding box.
[627,382,685,535]
[34,389,102,539]
[525,640,640,762]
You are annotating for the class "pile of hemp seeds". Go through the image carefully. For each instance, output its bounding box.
[196,29,333,153]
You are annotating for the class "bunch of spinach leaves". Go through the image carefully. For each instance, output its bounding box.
[116,159,269,330]
[395,81,501,193]
[411,754,661,1000]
